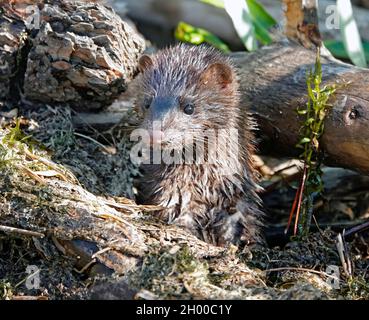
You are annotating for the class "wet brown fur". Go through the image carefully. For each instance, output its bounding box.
[134,44,263,246]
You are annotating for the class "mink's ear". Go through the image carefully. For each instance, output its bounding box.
[138,54,153,73]
[199,62,233,89]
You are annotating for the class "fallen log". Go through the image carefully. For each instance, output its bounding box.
[230,42,369,174]
[0,1,145,110]
[0,7,27,100]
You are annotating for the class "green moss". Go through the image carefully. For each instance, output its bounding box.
[136,246,200,284]
[0,120,44,172]
[48,129,76,156]
[175,246,201,273]
[0,281,13,300]
[207,271,231,286]
[343,277,369,300]
[129,245,209,298]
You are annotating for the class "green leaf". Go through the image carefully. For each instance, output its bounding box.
[337,0,367,67]
[252,18,273,45]
[224,0,257,51]
[175,22,230,53]
[297,109,308,115]
[305,118,315,125]
[246,0,276,45]
[246,0,276,30]
[307,82,314,100]
[299,137,311,144]
[324,39,369,63]
[319,110,326,121]
[200,0,225,8]
[201,0,276,47]
[201,0,277,32]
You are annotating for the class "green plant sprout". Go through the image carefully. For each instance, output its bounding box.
[175,22,230,52]
[286,48,337,237]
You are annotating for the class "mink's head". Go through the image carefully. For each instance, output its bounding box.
[135,44,240,154]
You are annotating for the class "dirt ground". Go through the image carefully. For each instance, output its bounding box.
[0,101,368,300]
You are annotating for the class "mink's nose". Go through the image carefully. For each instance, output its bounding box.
[150,96,177,121]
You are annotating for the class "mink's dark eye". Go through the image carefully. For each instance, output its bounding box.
[143,97,151,109]
[183,103,195,115]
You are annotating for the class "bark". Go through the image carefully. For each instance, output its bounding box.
[231,42,369,174]
[0,0,145,110]
[0,9,27,99]
[283,0,321,48]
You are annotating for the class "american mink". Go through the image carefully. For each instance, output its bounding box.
[134,44,263,246]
